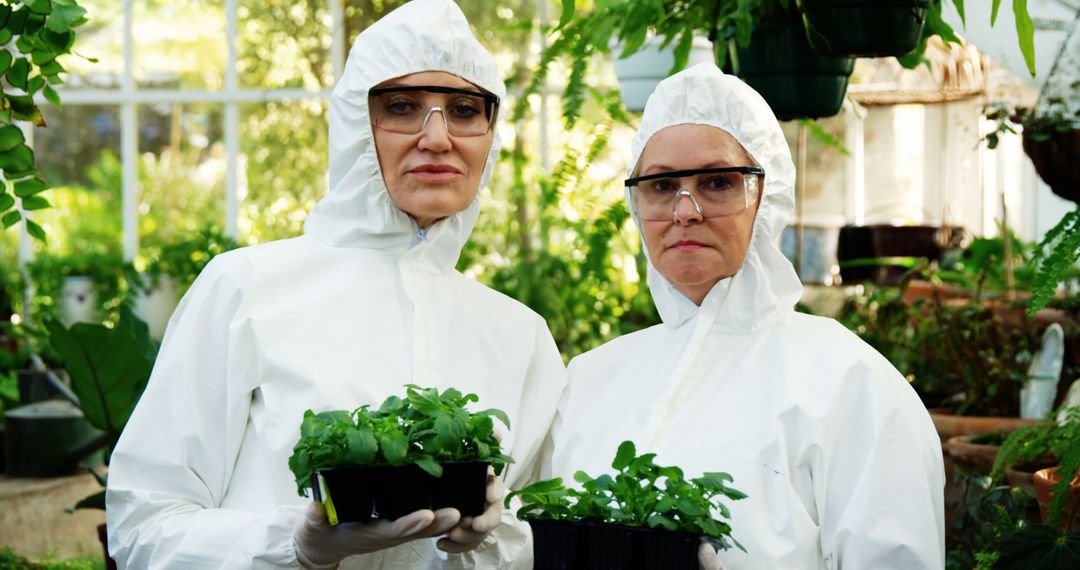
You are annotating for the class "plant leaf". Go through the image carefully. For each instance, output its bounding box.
[612,440,636,470]
[19,195,49,210]
[1012,0,1036,77]
[0,125,23,153]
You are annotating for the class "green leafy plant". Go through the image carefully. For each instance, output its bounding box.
[506,440,747,551]
[525,0,1034,128]
[137,225,240,294]
[0,0,91,242]
[19,250,129,325]
[944,477,1034,570]
[288,385,513,496]
[992,407,1080,528]
[44,306,158,510]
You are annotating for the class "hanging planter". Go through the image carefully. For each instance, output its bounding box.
[132,273,180,341]
[1022,124,1080,204]
[612,36,714,112]
[797,0,930,57]
[730,19,855,121]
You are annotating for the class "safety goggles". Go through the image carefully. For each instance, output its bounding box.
[368,85,500,137]
[624,166,764,221]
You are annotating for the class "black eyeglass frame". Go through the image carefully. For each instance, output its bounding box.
[624,165,765,187]
[368,85,500,124]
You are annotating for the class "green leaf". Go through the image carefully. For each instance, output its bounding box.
[991,0,1002,25]
[1012,0,1036,77]
[6,7,29,35]
[375,431,408,465]
[0,125,25,152]
[994,525,1080,569]
[477,407,510,429]
[0,144,35,173]
[43,84,60,107]
[8,93,45,125]
[41,28,74,53]
[44,310,156,440]
[40,59,64,76]
[6,58,30,90]
[29,0,52,16]
[342,425,377,465]
[46,0,87,32]
[953,0,965,25]
[25,218,45,241]
[558,0,574,29]
[0,5,10,28]
[27,75,45,95]
[414,454,443,477]
[2,210,20,228]
[19,195,49,210]
[0,194,14,211]
[612,440,636,471]
[0,51,12,76]
[72,489,106,511]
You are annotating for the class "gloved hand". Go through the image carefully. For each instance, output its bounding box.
[698,542,728,570]
[436,467,505,554]
[293,502,461,569]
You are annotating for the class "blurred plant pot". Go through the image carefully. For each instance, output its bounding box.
[529,519,699,569]
[132,274,179,341]
[313,461,489,524]
[1033,466,1080,531]
[837,225,943,285]
[3,400,106,477]
[944,434,1002,474]
[798,0,930,57]
[1023,127,1080,204]
[59,276,101,326]
[612,35,714,112]
[730,19,855,120]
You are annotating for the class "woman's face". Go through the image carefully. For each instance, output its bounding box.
[636,124,761,305]
[371,71,496,229]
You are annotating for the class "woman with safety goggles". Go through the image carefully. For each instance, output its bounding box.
[543,63,945,569]
[105,1,565,568]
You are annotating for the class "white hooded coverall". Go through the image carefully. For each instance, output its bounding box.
[545,64,946,569]
[105,1,565,568]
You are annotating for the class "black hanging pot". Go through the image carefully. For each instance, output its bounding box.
[730,19,855,121]
[798,0,931,57]
[1023,126,1080,204]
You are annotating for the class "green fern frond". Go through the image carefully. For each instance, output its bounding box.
[1028,208,1080,314]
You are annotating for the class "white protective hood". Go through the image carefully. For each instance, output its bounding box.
[106,2,564,569]
[628,62,802,332]
[304,0,505,271]
[546,63,945,569]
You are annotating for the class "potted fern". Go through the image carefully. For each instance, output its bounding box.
[288,385,512,524]
[506,441,746,568]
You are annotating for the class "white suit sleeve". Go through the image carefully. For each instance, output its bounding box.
[446,318,567,569]
[106,256,304,569]
[818,360,945,570]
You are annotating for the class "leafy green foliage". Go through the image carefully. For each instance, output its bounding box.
[838,274,1036,416]
[506,440,747,551]
[1029,208,1080,315]
[994,525,1080,569]
[19,250,129,325]
[0,547,106,570]
[288,385,513,496]
[944,477,1034,570]
[139,225,239,295]
[993,407,1080,528]
[44,306,157,456]
[0,0,90,242]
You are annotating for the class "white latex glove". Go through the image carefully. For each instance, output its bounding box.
[436,467,505,554]
[293,502,461,569]
[699,542,728,570]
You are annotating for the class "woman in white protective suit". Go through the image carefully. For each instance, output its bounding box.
[105,1,564,568]
[544,63,945,569]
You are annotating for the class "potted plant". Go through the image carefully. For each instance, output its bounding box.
[288,385,513,524]
[506,440,746,568]
[23,251,128,327]
[128,226,239,340]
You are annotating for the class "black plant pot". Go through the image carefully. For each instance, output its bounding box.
[529,519,700,570]
[731,19,855,121]
[1023,127,1080,204]
[837,224,943,285]
[314,461,490,524]
[799,0,930,57]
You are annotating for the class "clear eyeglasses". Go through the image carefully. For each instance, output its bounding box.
[624,166,765,221]
[368,85,500,137]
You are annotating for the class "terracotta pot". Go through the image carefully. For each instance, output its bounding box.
[944,435,1002,474]
[1033,466,1080,531]
[929,409,1038,443]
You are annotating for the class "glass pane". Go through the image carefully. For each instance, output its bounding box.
[56,0,124,89]
[32,104,123,257]
[238,0,333,89]
[137,103,226,252]
[134,0,226,90]
[238,99,328,244]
